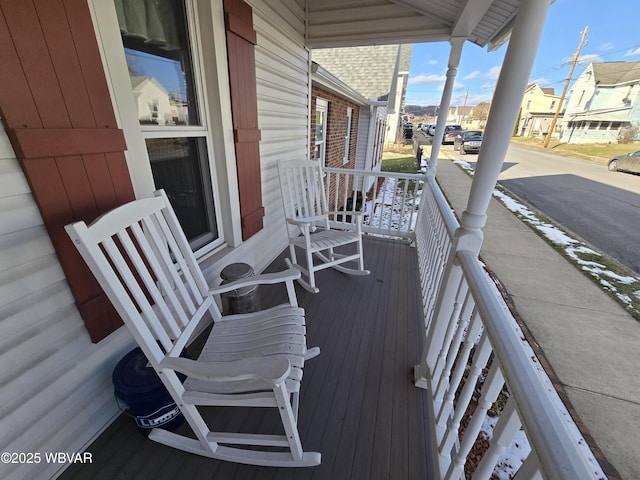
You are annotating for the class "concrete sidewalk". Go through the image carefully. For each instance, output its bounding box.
[432,154,640,480]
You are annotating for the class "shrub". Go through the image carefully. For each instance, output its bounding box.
[618,125,639,144]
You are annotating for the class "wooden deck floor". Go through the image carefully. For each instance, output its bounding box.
[61,237,434,480]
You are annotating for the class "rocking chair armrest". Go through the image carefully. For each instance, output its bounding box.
[326,210,365,217]
[160,356,291,386]
[208,269,301,296]
[285,216,326,227]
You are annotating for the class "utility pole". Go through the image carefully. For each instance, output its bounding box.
[544,26,588,148]
[461,86,469,124]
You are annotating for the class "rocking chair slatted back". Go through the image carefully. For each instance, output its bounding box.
[67,191,215,364]
[279,160,329,225]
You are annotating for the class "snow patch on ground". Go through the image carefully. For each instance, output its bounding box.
[451,158,612,478]
[481,264,606,479]
[366,176,421,233]
[454,159,640,318]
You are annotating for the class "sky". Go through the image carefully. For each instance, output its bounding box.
[405,0,640,107]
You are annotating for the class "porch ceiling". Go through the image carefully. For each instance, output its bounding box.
[305,0,523,50]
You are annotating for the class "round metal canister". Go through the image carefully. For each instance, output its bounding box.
[220,263,260,314]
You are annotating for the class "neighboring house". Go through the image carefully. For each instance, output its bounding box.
[310,62,388,209]
[435,105,484,130]
[310,62,387,172]
[560,62,640,144]
[516,83,562,138]
[447,105,474,128]
[129,76,174,125]
[312,45,412,145]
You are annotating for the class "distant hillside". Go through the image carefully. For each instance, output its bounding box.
[405,105,438,116]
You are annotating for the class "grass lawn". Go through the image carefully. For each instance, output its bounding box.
[381,152,419,174]
[382,137,640,169]
[510,136,638,164]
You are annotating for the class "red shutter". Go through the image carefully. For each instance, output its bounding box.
[224,0,264,240]
[0,0,134,342]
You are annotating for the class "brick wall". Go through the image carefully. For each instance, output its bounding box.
[310,86,362,212]
[310,86,360,169]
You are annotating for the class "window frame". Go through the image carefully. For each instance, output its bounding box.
[343,107,353,165]
[89,0,241,258]
[315,98,328,165]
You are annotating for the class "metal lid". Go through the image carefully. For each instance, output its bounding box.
[220,263,255,281]
[113,347,162,394]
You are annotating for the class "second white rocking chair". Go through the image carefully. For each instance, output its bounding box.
[277,160,369,293]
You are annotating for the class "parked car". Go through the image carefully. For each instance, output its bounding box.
[427,124,436,136]
[453,130,483,154]
[608,150,640,174]
[442,124,463,144]
[403,122,413,139]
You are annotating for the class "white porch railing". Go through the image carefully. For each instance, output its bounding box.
[323,166,425,239]
[325,167,603,479]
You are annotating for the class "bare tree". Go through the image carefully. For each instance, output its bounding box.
[471,101,491,128]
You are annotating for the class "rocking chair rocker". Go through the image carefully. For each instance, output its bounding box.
[277,159,369,293]
[65,190,320,467]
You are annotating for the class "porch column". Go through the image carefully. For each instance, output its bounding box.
[461,0,550,233]
[415,0,550,386]
[427,37,465,177]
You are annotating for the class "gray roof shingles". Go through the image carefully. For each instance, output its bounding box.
[312,44,412,100]
[592,61,640,85]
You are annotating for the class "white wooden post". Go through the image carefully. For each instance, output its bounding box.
[416,0,551,388]
[415,38,468,388]
[427,37,465,176]
[462,0,550,228]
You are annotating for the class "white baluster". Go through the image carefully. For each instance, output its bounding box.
[446,362,505,479]
[436,305,482,427]
[472,396,522,479]
[439,331,492,457]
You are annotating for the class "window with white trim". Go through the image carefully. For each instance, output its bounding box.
[343,107,353,165]
[315,98,328,165]
[92,0,227,256]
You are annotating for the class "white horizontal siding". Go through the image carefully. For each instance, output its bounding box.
[254,0,310,267]
[355,106,371,171]
[306,1,450,48]
[203,0,310,280]
[1,4,311,477]
[0,121,134,480]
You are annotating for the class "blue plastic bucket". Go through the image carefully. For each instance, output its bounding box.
[112,347,185,436]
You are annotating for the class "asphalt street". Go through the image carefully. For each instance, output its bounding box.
[415,130,640,275]
[496,144,640,275]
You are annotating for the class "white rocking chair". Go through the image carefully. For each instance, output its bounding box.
[65,190,320,467]
[277,160,369,293]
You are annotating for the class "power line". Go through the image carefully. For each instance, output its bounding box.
[544,26,589,148]
[527,43,640,86]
